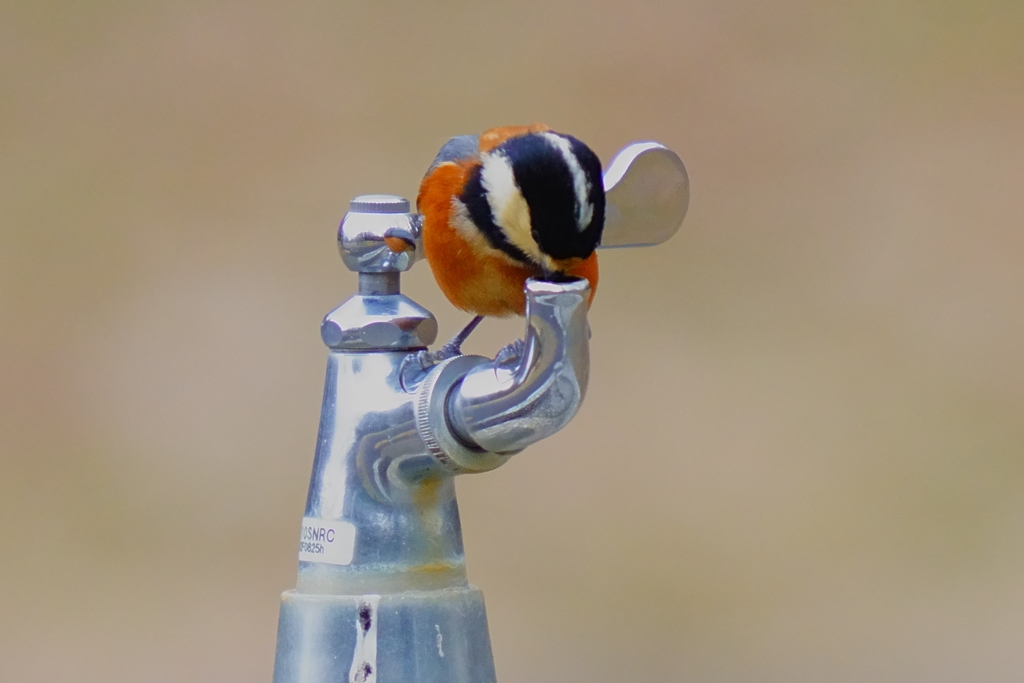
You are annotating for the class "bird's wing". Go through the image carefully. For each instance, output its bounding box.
[425,135,480,175]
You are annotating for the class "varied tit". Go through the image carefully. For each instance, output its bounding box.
[415,124,605,356]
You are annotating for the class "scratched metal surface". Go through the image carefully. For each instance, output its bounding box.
[2,2,1024,682]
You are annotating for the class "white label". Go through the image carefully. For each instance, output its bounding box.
[298,517,356,566]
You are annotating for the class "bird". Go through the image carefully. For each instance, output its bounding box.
[414,124,605,360]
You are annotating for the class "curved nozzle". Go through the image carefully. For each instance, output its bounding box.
[416,278,590,470]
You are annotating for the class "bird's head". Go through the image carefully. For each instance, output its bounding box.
[459,131,605,275]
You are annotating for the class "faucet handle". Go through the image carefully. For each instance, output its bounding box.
[600,142,690,249]
[338,194,423,273]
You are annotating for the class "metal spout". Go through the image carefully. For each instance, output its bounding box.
[454,277,590,452]
[415,278,591,472]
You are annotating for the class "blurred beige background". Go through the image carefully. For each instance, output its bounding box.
[2,1,1023,681]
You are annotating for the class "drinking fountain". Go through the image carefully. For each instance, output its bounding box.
[271,141,689,683]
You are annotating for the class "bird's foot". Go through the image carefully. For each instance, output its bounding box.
[424,339,466,366]
[400,346,453,384]
[494,338,526,367]
[398,339,468,391]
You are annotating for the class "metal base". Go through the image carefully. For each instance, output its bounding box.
[272,586,496,683]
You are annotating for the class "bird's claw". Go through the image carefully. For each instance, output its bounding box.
[495,338,526,367]
[434,340,465,362]
[398,344,464,392]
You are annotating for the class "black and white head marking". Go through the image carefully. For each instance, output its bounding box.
[460,131,605,270]
[538,132,595,232]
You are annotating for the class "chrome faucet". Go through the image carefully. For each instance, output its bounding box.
[272,142,689,683]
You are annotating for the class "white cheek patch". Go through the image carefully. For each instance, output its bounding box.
[451,198,494,255]
[540,132,593,231]
[480,152,546,265]
[450,198,523,267]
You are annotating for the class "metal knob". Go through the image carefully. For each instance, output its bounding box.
[338,194,423,273]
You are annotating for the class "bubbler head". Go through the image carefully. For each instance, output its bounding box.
[337,194,423,274]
